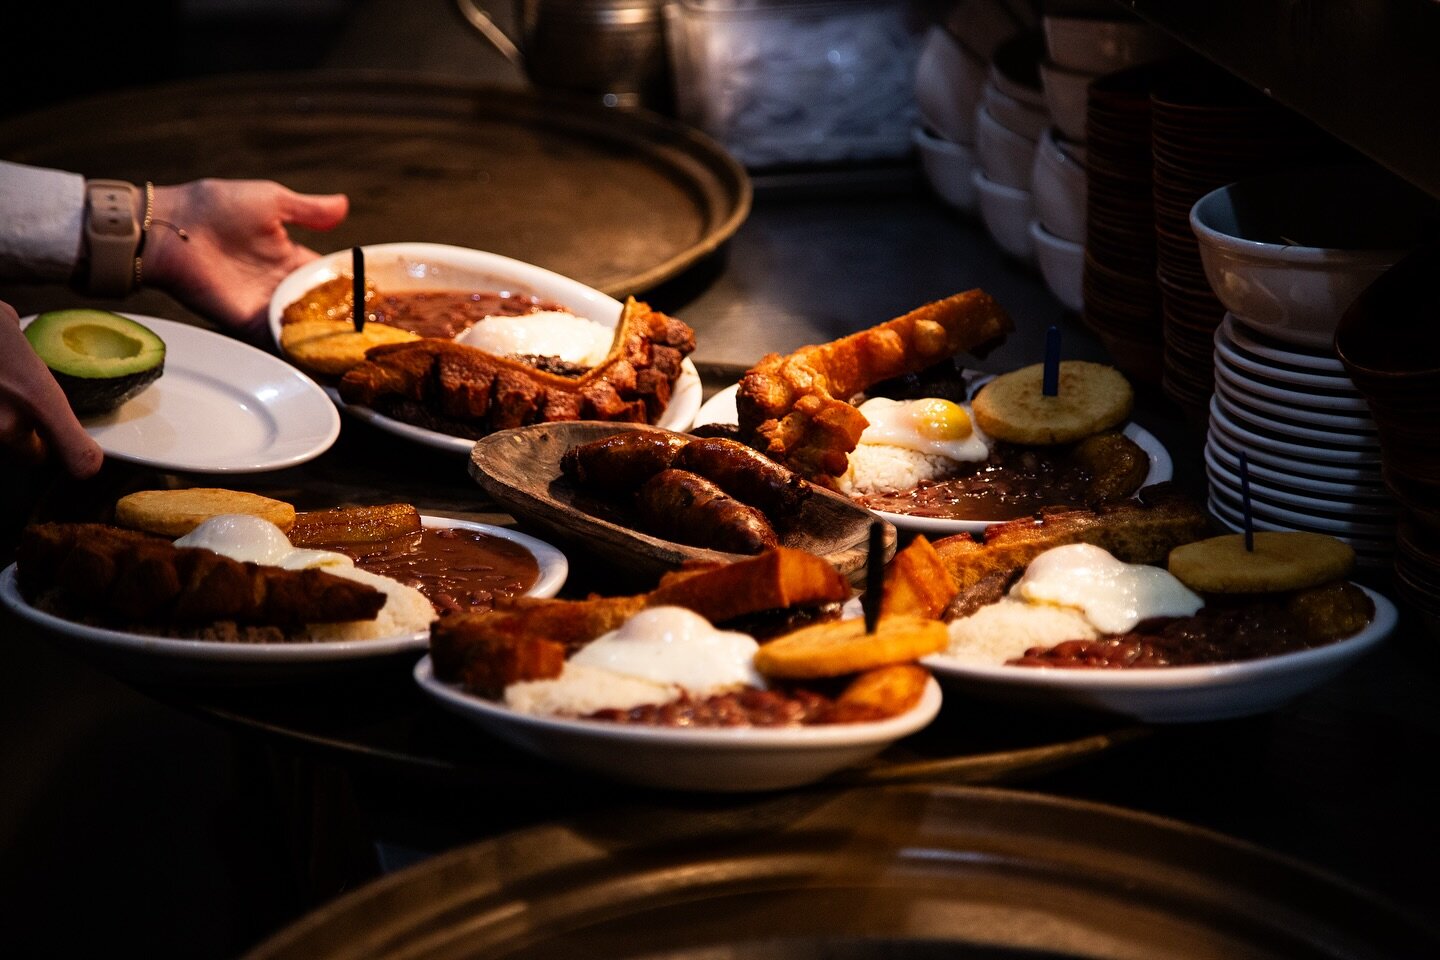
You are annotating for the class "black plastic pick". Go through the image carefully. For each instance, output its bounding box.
[352,246,366,333]
[1239,450,1255,552]
[1042,325,1061,397]
[863,521,885,634]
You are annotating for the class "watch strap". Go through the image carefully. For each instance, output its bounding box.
[84,179,141,296]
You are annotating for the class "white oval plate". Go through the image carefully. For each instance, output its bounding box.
[1214,333,1356,392]
[1221,314,1346,373]
[268,243,701,453]
[0,517,566,683]
[1208,482,1395,537]
[1206,497,1394,558]
[1206,429,1383,483]
[693,382,1173,535]
[1209,399,1381,465]
[22,314,339,473]
[923,586,1396,723]
[1213,389,1377,443]
[1212,361,1371,415]
[414,657,942,792]
[1203,441,1390,503]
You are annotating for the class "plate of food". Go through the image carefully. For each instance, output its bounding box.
[469,421,894,583]
[267,243,702,453]
[919,493,1396,722]
[689,292,1172,535]
[21,311,339,473]
[414,544,950,791]
[1,488,567,682]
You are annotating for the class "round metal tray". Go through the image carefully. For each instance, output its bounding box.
[0,72,750,297]
[244,785,1436,959]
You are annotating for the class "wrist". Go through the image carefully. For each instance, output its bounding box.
[80,179,144,297]
[138,183,188,293]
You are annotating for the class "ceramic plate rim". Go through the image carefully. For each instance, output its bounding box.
[1214,333,1355,391]
[691,382,1173,535]
[414,655,943,747]
[21,313,340,474]
[1220,314,1347,373]
[1212,360,1371,413]
[1212,390,1377,443]
[1206,496,1395,554]
[1203,442,1389,503]
[923,585,1395,689]
[1206,428,1382,481]
[267,243,702,451]
[0,516,566,664]
[1209,399,1381,464]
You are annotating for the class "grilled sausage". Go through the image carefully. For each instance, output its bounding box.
[673,436,812,520]
[636,469,779,554]
[560,432,689,496]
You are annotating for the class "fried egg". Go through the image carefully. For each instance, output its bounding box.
[174,514,352,570]
[854,397,990,463]
[1013,543,1204,635]
[456,310,614,367]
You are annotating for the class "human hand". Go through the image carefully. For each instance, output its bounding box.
[0,301,104,478]
[141,179,348,343]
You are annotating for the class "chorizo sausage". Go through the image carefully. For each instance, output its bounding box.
[636,469,779,554]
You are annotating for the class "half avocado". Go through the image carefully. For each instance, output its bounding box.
[24,309,166,415]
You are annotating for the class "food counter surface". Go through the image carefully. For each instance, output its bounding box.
[2,172,1437,957]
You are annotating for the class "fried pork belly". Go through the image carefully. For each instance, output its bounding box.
[736,291,1012,485]
[338,298,695,434]
[431,548,850,693]
[932,484,1212,610]
[17,523,386,627]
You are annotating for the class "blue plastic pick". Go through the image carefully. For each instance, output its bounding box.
[1042,325,1061,397]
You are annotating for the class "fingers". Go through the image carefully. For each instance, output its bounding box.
[0,402,46,466]
[280,189,349,232]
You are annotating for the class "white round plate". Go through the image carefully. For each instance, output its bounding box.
[1221,314,1346,373]
[692,382,1173,535]
[1203,440,1390,503]
[22,314,339,473]
[1206,428,1383,483]
[268,243,701,453]
[414,656,942,792]
[923,586,1396,723]
[1212,361,1371,414]
[1208,482,1395,537]
[1213,390,1377,444]
[1213,332,1356,391]
[1209,399,1381,465]
[0,516,566,683]
[1206,497,1394,558]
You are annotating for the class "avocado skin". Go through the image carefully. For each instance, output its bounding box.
[24,309,166,415]
[53,362,165,415]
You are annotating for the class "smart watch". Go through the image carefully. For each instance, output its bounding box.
[83,179,141,296]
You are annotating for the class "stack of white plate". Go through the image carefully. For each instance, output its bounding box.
[1206,313,1395,568]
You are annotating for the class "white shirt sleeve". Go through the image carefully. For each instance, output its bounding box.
[0,160,86,282]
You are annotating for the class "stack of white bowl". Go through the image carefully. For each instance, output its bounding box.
[913,25,988,213]
[1033,15,1178,310]
[972,51,1048,263]
[1188,166,1436,568]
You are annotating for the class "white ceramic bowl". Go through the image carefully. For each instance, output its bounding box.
[925,586,1396,723]
[975,104,1038,189]
[1190,167,1433,349]
[915,25,988,145]
[415,657,943,791]
[1042,15,1181,74]
[269,242,702,452]
[914,126,980,213]
[982,80,1049,142]
[1031,125,1087,243]
[974,170,1036,261]
[1029,220,1084,311]
[1038,59,1093,143]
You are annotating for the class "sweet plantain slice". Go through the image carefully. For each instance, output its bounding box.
[754,615,948,679]
[835,664,931,718]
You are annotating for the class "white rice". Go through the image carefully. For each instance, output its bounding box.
[944,598,1100,665]
[505,663,677,716]
[836,443,957,496]
[299,566,436,642]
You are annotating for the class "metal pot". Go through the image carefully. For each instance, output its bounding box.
[457,0,672,111]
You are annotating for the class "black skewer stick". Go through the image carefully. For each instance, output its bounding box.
[862,521,885,634]
[352,246,366,333]
[1239,451,1255,552]
[1042,325,1061,397]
